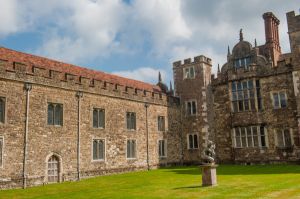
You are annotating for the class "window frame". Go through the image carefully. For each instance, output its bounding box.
[185,100,197,116]
[275,128,293,148]
[232,126,268,148]
[126,112,136,131]
[0,136,3,168]
[187,133,199,150]
[91,138,106,162]
[230,79,261,112]
[47,102,64,126]
[183,66,195,79]
[157,116,165,132]
[158,139,167,158]
[126,139,137,160]
[92,108,105,129]
[271,91,288,109]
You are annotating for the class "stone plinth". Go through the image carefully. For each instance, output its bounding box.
[200,164,218,186]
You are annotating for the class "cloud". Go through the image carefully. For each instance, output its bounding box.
[0,0,21,36]
[112,67,166,84]
[1,0,299,81]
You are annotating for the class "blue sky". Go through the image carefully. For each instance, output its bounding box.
[0,0,299,86]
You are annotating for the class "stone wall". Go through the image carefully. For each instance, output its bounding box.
[0,55,182,189]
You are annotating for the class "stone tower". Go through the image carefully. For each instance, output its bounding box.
[173,55,212,163]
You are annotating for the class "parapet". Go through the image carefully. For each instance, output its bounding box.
[173,55,212,68]
[0,47,169,106]
[287,11,300,32]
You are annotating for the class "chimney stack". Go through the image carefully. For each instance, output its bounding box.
[263,12,281,66]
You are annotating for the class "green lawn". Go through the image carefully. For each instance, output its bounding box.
[2,165,300,199]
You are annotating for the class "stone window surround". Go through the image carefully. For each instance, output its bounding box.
[232,126,268,148]
[185,99,197,116]
[157,116,165,132]
[47,101,64,127]
[126,112,137,131]
[91,138,106,162]
[270,90,288,109]
[187,133,199,150]
[44,152,63,184]
[0,136,3,168]
[0,96,7,125]
[92,108,106,129]
[126,139,137,160]
[274,128,293,148]
[158,139,167,158]
[230,79,262,112]
[183,66,195,79]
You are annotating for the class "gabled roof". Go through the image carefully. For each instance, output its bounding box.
[0,47,161,92]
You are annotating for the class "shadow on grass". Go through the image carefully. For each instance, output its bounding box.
[160,165,300,175]
[173,185,202,190]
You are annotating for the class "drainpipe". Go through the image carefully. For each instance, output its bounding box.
[23,83,32,189]
[76,91,83,181]
[145,103,150,171]
[178,96,184,166]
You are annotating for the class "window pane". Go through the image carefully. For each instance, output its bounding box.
[244,100,249,111]
[187,102,191,115]
[232,82,236,91]
[93,140,98,160]
[193,134,198,148]
[273,93,280,108]
[184,68,189,78]
[99,110,105,128]
[190,67,195,78]
[54,104,63,126]
[260,127,266,147]
[132,141,136,158]
[93,109,98,128]
[189,135,193,149]
[0,99,5,123]
[232,101,238,112]
[132,113,136,130]
[48,104,54,125]
[235,128,241,147]
[126,113,131,130]
[241,128,247,147]
[280,92,287,108]
[237,82,242,91]
[276,130,284,147]
[246,127,252,147]
[252,127,258,147]
[127,140,130,158]
[99,140,104,159]
[238,100,244,111]
[192,101,197,115]
[242,81,248,90]
[248,80,253,89]
[284,129,292,147]
[232,92,237,101]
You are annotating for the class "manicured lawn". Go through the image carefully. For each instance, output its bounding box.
[1,165,300,199]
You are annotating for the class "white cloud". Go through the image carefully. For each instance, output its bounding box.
[112,67,166,84]
[0,0,21,36]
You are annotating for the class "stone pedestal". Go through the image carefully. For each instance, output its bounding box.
[200,164,218,186]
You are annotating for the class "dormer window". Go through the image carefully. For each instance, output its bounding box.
[234,57,251,69]
[183,66,195,79]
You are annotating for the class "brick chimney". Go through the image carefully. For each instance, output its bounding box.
[263,12,281,66]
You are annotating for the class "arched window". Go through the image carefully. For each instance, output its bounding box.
[47,155,59,183]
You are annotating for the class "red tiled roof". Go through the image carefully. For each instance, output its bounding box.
[0,46,161,92]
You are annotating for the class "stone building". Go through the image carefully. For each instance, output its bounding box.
[0,10,300,189]
[211,11,300,163]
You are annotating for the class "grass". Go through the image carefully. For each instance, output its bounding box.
[1,165,300,199]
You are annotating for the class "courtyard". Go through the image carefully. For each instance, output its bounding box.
[1,165,300,199]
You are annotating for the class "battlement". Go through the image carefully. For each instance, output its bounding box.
[287,11,300,32]
[0,47,174,106]
[173,55,212,68]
